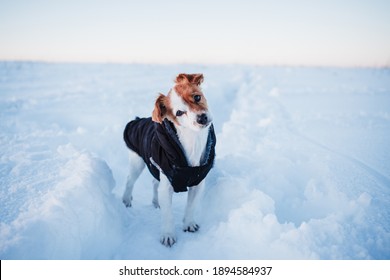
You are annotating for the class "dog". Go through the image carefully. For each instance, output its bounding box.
[122,73,216,247]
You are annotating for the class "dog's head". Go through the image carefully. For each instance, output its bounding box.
[152,73,212,131]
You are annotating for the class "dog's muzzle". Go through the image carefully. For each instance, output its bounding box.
[197,113,209,126]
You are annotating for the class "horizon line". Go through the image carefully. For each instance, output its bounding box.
[1,58,389,69]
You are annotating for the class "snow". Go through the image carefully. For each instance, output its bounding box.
[0,62,389,259]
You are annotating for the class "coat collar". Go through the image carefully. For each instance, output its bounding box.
[158,119,216,167]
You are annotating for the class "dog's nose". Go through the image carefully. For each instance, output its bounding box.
[197,113,208,125]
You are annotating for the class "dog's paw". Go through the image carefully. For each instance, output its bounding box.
[122,196,133,208]
[183,223,200,233]
[160,234,176,247]
[152,199,160,209]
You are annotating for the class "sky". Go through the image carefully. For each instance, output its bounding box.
[0,0,389,67]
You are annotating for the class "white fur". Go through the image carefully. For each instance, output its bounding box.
[123,85,212,247]
[176,124,210,166]
[122,150,145,208]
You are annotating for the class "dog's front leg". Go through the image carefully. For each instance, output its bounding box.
[158,173,176,247]
[183,180,204,232]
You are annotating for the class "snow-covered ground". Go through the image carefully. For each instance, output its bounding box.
[0,62,389,259]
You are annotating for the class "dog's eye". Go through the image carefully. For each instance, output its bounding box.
[176,110,185,117]
[194,95,201,102]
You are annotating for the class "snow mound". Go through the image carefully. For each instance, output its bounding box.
[1,144,124,259]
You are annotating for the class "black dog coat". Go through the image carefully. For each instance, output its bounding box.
[123,117,216,192]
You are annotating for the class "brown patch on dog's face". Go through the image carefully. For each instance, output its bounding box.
[152,93,175,124]
[173,73,208,113]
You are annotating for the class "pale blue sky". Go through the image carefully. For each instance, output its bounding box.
[0,0,389,66]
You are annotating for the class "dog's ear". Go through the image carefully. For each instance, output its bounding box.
[175,73,204,86]
[152,93,167,123]
[190,74,204,86]
[175,73,189,84]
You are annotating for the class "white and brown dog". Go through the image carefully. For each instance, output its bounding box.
[123,73,216,247]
